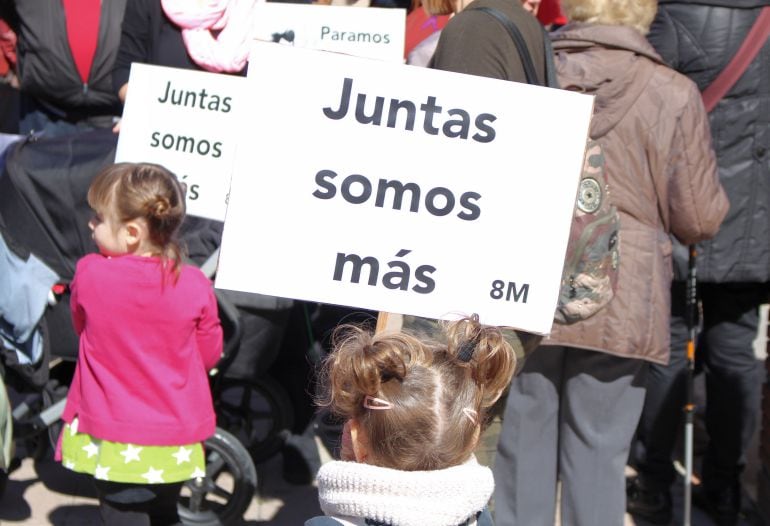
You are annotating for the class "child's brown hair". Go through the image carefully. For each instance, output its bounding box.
[87,162,186,275]
[320,315,516,471]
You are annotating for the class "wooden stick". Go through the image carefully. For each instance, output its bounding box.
[375,312,403,334]
[375,312,390,333]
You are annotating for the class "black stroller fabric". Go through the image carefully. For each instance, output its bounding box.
[0,129,291,380]
[0,84,19,135]
[0,129,116,281]
[0,213,52,389]
[0,130,117,362]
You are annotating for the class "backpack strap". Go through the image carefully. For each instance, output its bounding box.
[468,6,559,88]
[542,30,558,89]
[701,6,770,112]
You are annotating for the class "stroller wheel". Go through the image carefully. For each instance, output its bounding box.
[215,377,294,463]
[178,426,257,526]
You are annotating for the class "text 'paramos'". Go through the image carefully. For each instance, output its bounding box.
[320,26,391,44]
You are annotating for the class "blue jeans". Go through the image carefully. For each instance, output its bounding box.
[19,96,115,138]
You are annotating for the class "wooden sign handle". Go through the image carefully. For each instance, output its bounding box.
[376,312,403,334]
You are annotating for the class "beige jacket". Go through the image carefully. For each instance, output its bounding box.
[544,24,729,365]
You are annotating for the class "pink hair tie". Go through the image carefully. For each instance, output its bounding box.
[363,396,393,410]
[462,408,478,425]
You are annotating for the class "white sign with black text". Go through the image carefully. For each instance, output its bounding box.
[215,42,594,334]
[252,3,405,63]
[115,3,406,222]
[115,64,245,221]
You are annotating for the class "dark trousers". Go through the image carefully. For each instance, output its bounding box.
[0,83,19,134]
[493,346,647,526]
[93,479,183,526]
[634,282,765,493]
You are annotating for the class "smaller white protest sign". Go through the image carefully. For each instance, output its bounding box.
[215,43,594,334]
[115,63,245,221]
[252,3,405,63]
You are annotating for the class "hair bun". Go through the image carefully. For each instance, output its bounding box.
[148,196,171,218]
[445,315,516,409]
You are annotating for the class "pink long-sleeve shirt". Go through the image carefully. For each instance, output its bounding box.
[61,253,223,446]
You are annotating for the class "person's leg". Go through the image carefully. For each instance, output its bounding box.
[148,482,184,525]
[18,95,51,136]
[97,501,151,526]
[18,94,80,137]
[493,345,565,526]
[93,480,183,526]
[559,348,647,526]
[697,283,765,520]
[94,480,153,526]
[627,282,689,522]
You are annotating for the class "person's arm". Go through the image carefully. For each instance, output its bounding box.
[0,1,17,31]
[70,267,86,336]
[430,7,545,84]
[667,80,729,245]
[113,0,153,100]
[117,82,128,104]
[196,285,224,371]
[646,7,680,69]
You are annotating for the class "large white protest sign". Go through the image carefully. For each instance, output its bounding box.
[115,64,245,221]
[215,42,594,334]
[252,3,405,63]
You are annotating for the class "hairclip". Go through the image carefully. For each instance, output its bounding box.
[457,339,477,362]
[462,407,478,425]
[363,395,393,410]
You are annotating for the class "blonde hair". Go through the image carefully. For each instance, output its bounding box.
[320,315,516,471]
[421,0,455,16]
[561,0,657,35]
[87,162,186,275]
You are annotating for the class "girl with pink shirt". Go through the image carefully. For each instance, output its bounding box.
[56,162,223,526]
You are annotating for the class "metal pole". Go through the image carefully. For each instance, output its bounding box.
[683,244,698,526]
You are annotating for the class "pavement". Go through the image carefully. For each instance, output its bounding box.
[0,440,325,525]
[0,419,766,525]
[0,308,767,526]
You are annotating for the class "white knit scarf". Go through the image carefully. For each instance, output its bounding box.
[316,456,494,526]
[161,0,262,73]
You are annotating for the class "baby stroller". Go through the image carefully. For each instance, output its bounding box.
[0,356,12,498]
[0,129,287,525]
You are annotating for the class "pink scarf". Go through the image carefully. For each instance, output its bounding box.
[161,0,262,73]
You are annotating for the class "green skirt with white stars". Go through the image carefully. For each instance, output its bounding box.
[61,418,206,484]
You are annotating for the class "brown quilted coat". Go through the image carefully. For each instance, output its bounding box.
[543,24,729,365]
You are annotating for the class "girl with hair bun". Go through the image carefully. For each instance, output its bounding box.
[305,315,516,526]
[56,162,223,525]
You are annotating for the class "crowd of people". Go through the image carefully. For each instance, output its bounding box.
[0,0,768,525]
